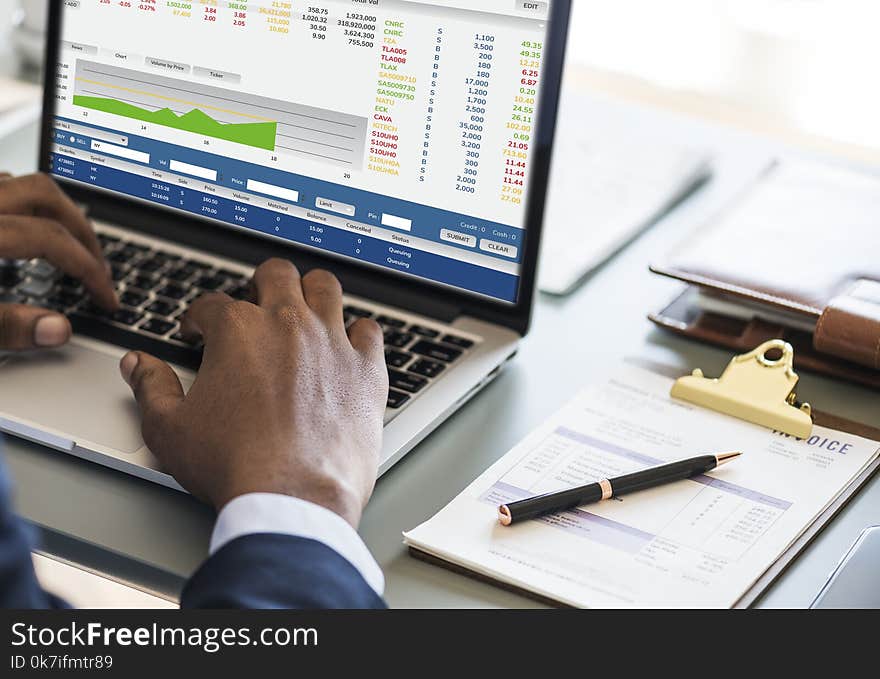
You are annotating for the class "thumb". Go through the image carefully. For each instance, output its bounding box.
[120,351,185,423]
[0,304,71,350]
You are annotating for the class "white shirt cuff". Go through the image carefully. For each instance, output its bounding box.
[210,493,384,597]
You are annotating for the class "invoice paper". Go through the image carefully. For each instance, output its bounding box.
[404,365,879,608]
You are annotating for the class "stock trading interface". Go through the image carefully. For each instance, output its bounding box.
[52,0,552,302]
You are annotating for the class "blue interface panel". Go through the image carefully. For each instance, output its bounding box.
[53,0,552,303]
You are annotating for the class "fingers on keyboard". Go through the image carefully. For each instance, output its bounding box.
[5,235,480,415]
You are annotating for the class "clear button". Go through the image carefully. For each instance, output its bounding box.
[479,239,519,259]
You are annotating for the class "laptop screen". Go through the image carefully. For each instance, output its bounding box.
[51,1,554,304]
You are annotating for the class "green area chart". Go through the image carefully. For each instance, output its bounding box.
[71,95,278,151]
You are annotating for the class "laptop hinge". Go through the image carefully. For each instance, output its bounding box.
[85,201,464,324]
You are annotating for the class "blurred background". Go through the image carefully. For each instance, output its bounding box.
[2,0,879,159]
[1,0,46,74]
[566,0,880,158]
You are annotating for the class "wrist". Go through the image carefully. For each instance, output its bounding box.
[296,483,364,529]
[214,477,364,529]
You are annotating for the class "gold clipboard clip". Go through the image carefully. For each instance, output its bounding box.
[671,339,813,438]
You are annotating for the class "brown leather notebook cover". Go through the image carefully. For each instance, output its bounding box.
[650,162,880,389]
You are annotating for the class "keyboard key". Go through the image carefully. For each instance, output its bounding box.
[385,349,411,368]
[387,389,411,409]
[146,299,179,317]
[124,242,151,253]
[384,330,413,349]
[111,308,144,326]
[138,257,167,274]
[185,259,213,272]
[110,265,128,282]
[108,249,136,264]
[120,291,148,307]
[409,359,446,379]
[377,315,406,328]
[194,274,226,291]
[227,285,250,300]
[388,369,428,393]
[0,265,22,288]
[58,274,83,291]
[441,334,475,349]
[409,325,440,339]
[18,277,55,298]
[410,340,462,363]
[156,284,188,300]
[165,265,197,282]
[46,290,82,309]
[127,275,159,292]
[0,292,26,304]
[344,305,373,319]
[81,301,110,318]
[97,233,120,247]
[139,318,176,336]
[41,297,70,312]
[149,253,175,266]
[26,260,57,280]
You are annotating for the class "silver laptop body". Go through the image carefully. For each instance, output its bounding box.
[0,1,571,489]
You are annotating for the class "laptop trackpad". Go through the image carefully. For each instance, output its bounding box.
[0,341,191,454]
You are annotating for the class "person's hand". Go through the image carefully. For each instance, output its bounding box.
[0,172,117,349]
[118,259,389,528]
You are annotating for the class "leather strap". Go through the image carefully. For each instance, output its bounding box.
[814,279,880,370]
[649,287,880,390]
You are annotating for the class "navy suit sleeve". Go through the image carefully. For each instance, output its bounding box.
[1,452,384,610]
[0,456,68,609]
[182,534,387,610]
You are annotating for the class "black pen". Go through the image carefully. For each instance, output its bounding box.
[498,452,742,526]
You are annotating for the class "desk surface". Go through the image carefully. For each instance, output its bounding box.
[2,80,879,608]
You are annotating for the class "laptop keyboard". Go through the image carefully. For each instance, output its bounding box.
[0,231,480,414]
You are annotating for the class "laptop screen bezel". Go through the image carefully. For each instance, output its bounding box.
[38,1,571,337]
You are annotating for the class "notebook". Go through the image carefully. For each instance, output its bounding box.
[404,362,880,608]
[538,92,711,295]
[650,161,880,390]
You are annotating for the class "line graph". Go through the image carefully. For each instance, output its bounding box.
[72,95,278,150]
[73,60,368,167]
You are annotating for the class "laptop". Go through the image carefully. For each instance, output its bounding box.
[0,1,570,489]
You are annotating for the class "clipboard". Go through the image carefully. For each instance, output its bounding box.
[409,344,880,609]
[642,351,880,609]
